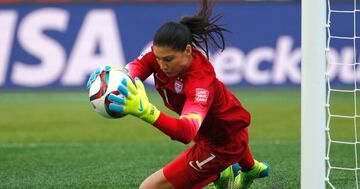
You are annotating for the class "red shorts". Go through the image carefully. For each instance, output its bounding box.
[163,144,245,189]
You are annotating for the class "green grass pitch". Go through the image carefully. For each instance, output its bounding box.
[0,89,356,188]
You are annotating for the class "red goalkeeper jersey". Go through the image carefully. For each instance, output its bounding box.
[126,47,251,155]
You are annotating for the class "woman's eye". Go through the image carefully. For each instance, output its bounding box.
[164,57,173,62]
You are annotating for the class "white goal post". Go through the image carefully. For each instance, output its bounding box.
[301,0,326,189]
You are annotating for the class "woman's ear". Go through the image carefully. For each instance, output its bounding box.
[185,44,192,56]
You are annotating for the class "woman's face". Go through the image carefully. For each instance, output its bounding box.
[153,44,193,77]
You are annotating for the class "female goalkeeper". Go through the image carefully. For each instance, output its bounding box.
[87,0,269,188]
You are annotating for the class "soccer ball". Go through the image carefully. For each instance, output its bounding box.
[88,69,131,119]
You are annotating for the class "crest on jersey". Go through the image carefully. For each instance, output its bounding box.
[195,88,209,103]
[174,80,183,94]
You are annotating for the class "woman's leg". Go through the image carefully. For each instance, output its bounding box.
[139,169,175,189]
[237,128,255,171]
[238,146,255,171]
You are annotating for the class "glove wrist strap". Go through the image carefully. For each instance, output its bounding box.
[140,104,160,124]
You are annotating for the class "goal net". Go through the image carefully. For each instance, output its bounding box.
[325,0,360,188]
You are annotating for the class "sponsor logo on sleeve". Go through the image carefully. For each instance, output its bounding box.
[194,88,209,103]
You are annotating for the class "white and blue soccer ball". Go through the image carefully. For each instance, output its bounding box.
[88,69,130,119]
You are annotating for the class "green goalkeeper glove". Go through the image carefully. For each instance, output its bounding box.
[108,77,160,124]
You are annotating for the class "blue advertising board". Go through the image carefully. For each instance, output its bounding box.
[0,3,356,88]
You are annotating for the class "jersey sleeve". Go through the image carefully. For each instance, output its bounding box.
[125,47,155,81]
[152,78,214,144]
[180,78,214,129]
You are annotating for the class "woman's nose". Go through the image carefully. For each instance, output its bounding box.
[160,62,168,70]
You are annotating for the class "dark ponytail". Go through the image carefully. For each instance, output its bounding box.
[153,0,229,58]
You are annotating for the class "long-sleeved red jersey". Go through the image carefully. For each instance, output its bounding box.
[126,47,251,155]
